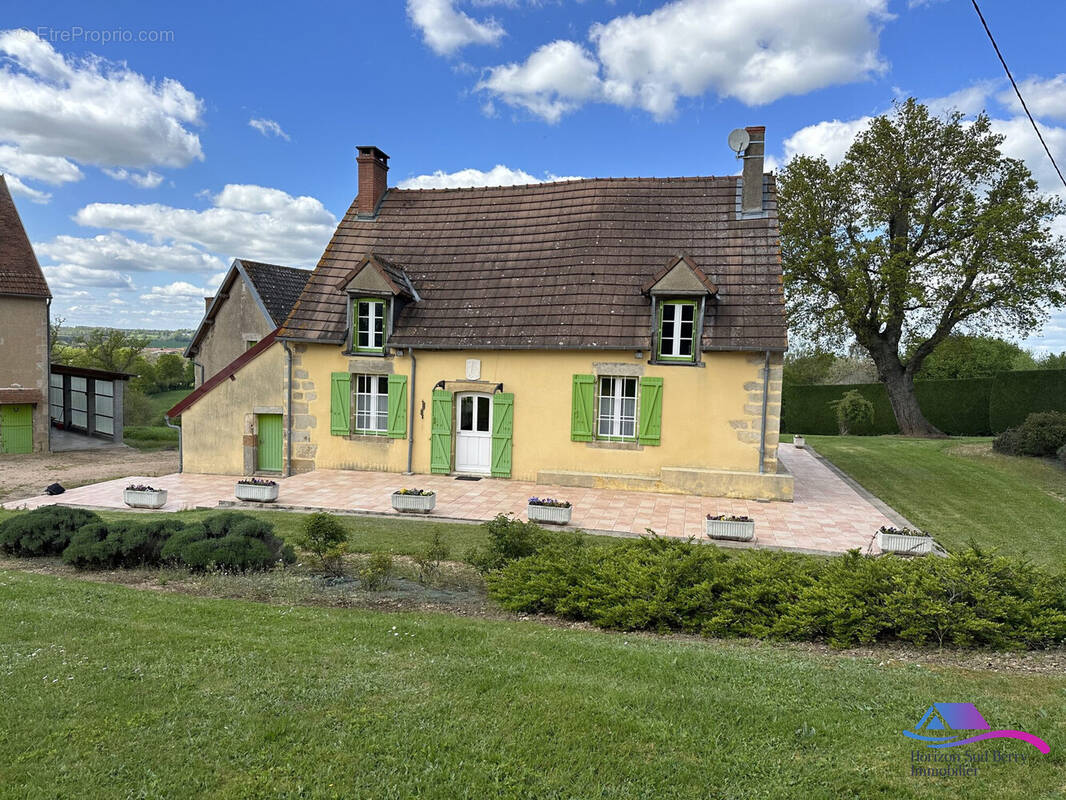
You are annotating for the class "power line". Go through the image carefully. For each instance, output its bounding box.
[970,0,1066,190]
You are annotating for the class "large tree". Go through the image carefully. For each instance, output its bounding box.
[779,99,1066,436]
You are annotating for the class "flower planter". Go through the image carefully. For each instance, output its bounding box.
[876,529,933,555]
[527,504,572,525]
[793,435,806,448]
[235,482,279,503]
[392,492,436,513]
[705,518,755,541]
[123,488,167,509]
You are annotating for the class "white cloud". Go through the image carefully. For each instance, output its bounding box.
[478,0,889,122]
[0,144,81,184]
[999,74,1066,122]
[102,167,164,188]
[35,232,226,275]
[249,117,290,141]
[139,280,213,304]
[398,164,582,189]
[924,81,999,117]
[407,0,505,56]
[42,264,135,290]
[3,173,52,203]
[988,116,1066,197]
[782,117,874,164]
[476,41,602,123]
[0,29,203,199]
[73,183,337,267]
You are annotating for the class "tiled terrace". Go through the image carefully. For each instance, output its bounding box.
[2,445,898,555]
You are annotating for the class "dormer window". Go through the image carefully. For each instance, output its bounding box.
[658,300,696,361]
[354,298,386,352]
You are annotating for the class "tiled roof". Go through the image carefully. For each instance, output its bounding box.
[0,175,50,299]
[168,331,278,418]
[279,176,786,351]
[239,260,312,326]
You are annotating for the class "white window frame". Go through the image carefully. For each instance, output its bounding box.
[354,374,389,433]
[659,300,696,360]
[354,298,386,352]
[597,376,637,441]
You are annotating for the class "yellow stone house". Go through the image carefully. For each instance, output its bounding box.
[169,129,791,500]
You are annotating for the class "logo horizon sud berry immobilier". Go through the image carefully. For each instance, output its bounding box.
[903,703,1049,753]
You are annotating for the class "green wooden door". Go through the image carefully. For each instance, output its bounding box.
[0,405,33,454]
[256,414,283,472]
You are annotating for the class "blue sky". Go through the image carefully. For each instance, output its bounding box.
[2,0,1065,351]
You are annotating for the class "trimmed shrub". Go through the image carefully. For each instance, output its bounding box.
[0,506,102,557]
[298,512,348,575]
[830,390,875,435]
[993,412,1066,457]
[358,552,393,590]
[62,518,188,569]
[990,369,1066,432]
[487,536,1066,650]
[466,513,580,573]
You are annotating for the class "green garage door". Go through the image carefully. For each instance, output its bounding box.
[0,405,33,454]
[256,414,283,472]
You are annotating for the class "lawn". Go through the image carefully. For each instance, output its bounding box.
[808,436,1066,564]
[146,388,191,421]
[1,570,1062,800]
[122,425,180,451]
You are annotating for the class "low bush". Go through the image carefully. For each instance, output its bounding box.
[830,390,875,435]
[358,552,393,590]
[0,506,102,557]
[164,512,295,572]
[466,513,582,573]
[993,411,1066,457]
[298,512,349,576]
[63,518,188,569]
[487,537,1066,650]
[414,532,450,584]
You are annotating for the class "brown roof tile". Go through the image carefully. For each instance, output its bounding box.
[0,175,50,299]
[279,175,786,351]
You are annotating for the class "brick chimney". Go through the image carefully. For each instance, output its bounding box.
[356,146,389,216]
[740,126,765,214]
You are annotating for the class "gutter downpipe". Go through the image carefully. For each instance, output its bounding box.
[283,340,294,477]
[758,350,771,474]
[406,348,416,474]
[164,415,182,473]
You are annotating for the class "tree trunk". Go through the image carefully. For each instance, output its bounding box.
[881,365,945,437]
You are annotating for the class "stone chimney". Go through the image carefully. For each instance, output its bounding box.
[741,126,765,214]
[204,296,214,312]
[356,146,390,216]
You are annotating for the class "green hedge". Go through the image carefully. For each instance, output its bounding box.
[989,370,1066,432]
[782,377,995,435]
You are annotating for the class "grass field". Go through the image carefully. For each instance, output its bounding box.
[808,436,1066,564]
[146,389,191,422]
[122,425,180,451]
[1,570,1062,800]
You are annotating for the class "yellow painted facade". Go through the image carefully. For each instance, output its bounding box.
[179,341,790,499]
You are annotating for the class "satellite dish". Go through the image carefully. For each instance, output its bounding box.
[728,128,750,156]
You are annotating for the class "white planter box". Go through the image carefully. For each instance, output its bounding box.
[124,489,167,509]
[527,504,572,525]
[793,435,806,448]
[877,530,933,555]
[392,492,436,513]
[705,518,755,541]
[235,482,279,503]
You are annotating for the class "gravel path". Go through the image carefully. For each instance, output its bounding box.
[0,448,178,504]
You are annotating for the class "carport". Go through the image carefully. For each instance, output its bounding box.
[49,364,131,448]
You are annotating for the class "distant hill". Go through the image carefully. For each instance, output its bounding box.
[55,326,195,349]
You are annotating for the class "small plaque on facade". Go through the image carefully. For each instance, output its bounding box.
[465,359,481,380]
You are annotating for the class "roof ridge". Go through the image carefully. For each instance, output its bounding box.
[393,174,740,194]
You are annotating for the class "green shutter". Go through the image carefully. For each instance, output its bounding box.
[430,389,452,474]
[330,372,350,435]
[638,377,663,446]
[491,392,514,478]
[571,374,595,441]
[387,374,408,438]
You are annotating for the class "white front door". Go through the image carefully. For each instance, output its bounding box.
[455,393,492,474]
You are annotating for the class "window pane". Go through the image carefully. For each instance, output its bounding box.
[477,396,490,432]
[460,396,473,431]
[95,380,113,397]
[95,415,113,435]
[358,330,369,348]
[71,376,86,392]
[71,391,87,412]
[622,379,636,398]
[96,395,114,416]
[71,410,87,428]
[376,376,388,394]
[621,418,635,438]
[50,374,63,388]
[682,304,694,323]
